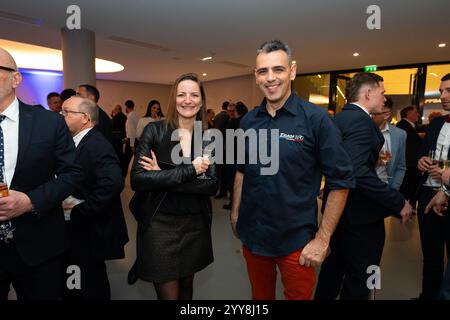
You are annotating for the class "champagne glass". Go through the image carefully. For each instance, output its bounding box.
[0,167,14,243]
[198,147,213,180]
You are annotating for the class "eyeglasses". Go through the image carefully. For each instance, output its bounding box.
[60,109,87,116]
[0,66,17,72]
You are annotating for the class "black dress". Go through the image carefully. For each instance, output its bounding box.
[131,121,218,283]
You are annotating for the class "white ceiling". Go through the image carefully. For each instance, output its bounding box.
[0,0,449,84]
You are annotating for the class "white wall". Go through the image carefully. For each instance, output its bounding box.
[96,79,171,117]
[203,74,264,112]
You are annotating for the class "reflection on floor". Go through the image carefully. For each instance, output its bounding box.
[108,185,423,300]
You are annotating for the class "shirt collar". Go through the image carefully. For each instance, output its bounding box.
[381,122,390,133]
[351,103,370,116]
[1,97,19,122]
[257,92,297,117]
[73,127,93,147]
[405,118,416,128]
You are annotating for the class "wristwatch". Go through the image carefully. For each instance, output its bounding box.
[440,184,450,198]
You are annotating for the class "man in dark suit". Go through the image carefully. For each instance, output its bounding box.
[315,72,412,300]
[77,84,115,146]
[397,105,422,208]
[415,73,450,299]
[213,101,230,198]
[111,104,127,176]
[0,48,83,300]
[61,96,129,299]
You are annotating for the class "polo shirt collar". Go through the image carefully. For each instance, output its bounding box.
[257,92,297,117]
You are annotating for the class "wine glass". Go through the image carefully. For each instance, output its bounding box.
[198,143,213,180]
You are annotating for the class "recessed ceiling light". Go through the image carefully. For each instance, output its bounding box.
[438,43,446,48]
[317,74,322,78]
[292,60,297,64]
[201,56,212,61]
[353,52,360,57]
[202,73,207,76]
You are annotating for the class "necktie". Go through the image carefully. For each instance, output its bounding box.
[445,115,450,123]
[0,114,5,181]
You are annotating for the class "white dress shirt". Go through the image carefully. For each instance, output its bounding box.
[1,97,19,187]
[425,122,450,187]
[73,127,93,148]
[126,111,140,147]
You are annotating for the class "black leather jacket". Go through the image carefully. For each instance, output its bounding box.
[130,120,218,227]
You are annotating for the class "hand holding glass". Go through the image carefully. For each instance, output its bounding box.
[0,167,14,243]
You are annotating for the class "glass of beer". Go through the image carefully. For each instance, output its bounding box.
[0,167,14,243]
[0,167,8,197]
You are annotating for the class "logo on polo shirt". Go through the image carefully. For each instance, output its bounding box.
[279,132,304,143]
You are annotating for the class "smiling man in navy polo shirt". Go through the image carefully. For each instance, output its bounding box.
[230,40,355,300]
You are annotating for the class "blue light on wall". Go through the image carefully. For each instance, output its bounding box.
[16,68,63,108]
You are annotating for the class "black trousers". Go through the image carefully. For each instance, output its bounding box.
[122,140,133,178]
[400,167,420,208]
[0,242,63,300]
[417,187,450,299]
[62,221,111,300]
[314,220,385,300]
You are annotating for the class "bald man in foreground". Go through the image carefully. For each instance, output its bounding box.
[0,48,83,300]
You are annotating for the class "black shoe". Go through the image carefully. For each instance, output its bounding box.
[127,262,138,285]
[223,203,232,210]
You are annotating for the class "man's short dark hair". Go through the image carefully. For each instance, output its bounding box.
[442,73,450,82]
[236,102,248,116]
[400,105,417,119]
[346,72,384,103]
[80,84,100,102]
[222,101,230,110]
[384,96,394,110]
[47,92,60,100]
[125,99,135,109]
[60,88,76,101]
[257,40,292,62]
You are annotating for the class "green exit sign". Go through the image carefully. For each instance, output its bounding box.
[364,65,378,72]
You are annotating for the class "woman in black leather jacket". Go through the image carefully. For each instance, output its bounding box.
[130,73,218,300]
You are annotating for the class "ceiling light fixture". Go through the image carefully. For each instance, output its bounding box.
[292,60,297,64]
[201,56,213,61]
[202,73,207,76]
[0,38,124,73]
[438,43,446,48]
[353,52,360,57]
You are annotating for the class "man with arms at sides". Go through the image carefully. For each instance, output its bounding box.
[372,97,407,191]
[61,96,128,299]
[416,73,450,300]
[231,40,354,300]
[77,84,115,146]
[0,48,82,300]
[397,105,422,209]
[314,73,412,300]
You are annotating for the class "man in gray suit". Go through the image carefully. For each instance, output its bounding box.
[372,98,407,190]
